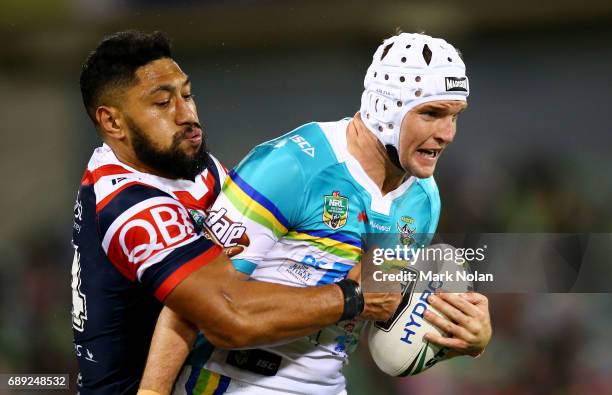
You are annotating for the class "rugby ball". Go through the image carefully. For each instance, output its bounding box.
[367,244,473,376]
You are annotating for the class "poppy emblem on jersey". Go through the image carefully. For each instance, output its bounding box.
[323,191,349,230]
[397,216,416,246]
[358,211,368,223]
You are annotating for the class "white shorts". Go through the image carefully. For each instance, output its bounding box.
[173,366,348,395]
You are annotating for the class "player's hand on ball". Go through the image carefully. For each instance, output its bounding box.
[359,292,403,321]
[423,292,492,357]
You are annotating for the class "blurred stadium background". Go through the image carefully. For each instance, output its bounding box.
[1,0,612,394]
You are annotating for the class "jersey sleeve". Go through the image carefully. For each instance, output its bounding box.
[204,144,306,275]
[97,184,222,301]
[207,153,229,197]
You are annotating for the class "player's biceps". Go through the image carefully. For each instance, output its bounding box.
[163,254,251,348]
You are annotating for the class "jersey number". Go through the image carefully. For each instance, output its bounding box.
[71,245,88,332]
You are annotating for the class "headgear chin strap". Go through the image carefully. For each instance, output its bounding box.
[359,33,469,151]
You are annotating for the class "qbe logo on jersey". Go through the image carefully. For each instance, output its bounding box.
[103,199,197,270]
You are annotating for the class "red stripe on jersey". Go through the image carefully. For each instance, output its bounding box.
[106,250,138,281]
[204,171,217,192]
[153,244,222,301]
[81,169,94,185]
[81,164,133,186]
[96,181,147,213]
[173,173,217,210]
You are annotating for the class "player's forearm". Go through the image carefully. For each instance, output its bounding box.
[168,277,343,349]
[212,280,344,348]
[164,255,358,350]
[140,307,197,395]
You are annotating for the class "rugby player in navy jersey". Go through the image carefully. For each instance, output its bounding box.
[72,30,401,395]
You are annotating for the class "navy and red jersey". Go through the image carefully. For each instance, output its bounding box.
[71,144,226,394]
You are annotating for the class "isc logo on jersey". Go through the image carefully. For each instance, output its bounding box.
[103,199,197,273]
[289,134,315,157]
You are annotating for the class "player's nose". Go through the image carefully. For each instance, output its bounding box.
[434,117,456,145]
[175,96,198,125]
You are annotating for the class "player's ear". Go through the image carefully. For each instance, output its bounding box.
[96,105,126,140]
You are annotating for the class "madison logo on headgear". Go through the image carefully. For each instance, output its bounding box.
[445,77,468,92]
[323,191,349,230]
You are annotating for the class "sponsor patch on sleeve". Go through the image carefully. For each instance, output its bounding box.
[101,196,199,280]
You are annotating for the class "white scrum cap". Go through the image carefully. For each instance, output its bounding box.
[360,33,469,150]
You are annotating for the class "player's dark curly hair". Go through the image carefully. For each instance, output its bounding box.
[80,30,172,125]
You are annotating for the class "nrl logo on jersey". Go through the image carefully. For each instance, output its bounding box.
[397,216,416,246]
[323,191,349,230]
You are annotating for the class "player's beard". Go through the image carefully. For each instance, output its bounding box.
[126,116,212,181]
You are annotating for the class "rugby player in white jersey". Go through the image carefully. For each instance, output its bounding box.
[138,32,492,395]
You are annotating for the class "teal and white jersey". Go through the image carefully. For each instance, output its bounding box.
[198,119,440,395]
